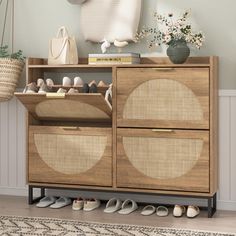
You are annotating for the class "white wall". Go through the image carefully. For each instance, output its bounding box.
[9,0,236,89]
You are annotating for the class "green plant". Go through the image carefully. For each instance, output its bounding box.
[136,10,205,49]
[0,45,25,62]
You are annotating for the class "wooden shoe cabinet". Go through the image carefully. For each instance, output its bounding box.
[15,57,218,217]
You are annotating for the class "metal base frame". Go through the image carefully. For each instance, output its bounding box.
[28,185,217,218]
[207,192,217,218]
[28,186,45,205]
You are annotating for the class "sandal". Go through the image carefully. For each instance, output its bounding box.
[156,206,169,217]
[104,198,122,213]
[141,205,156,216]
[118,199,138,215]
[50,196,72,209]
[36,196,57,208]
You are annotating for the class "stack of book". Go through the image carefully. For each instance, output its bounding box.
[88,53,140,65]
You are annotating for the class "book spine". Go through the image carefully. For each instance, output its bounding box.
[89,57,140,64]
[88,54,140,58]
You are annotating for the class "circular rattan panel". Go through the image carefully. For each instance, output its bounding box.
[123,137,203,179]
[123,79,203,121]
[34,134,107,175]
[35,100,110,120]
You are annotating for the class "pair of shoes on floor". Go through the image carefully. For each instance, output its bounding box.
[104,198,138,215]
[141,205,169,217]
[173,205,200,218]
[72,198,101,211]
[36,196,72,209]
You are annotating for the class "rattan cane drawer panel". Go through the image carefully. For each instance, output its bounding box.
[117,68,209,129]
[28,126,112,186]
[15,93,112,122]
[117,128,209,192]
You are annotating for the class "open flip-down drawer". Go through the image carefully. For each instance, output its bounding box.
[15,93,112,122]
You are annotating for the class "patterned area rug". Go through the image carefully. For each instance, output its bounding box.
[0,215,235,236]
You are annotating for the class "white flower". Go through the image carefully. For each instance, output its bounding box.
[136,9,204,49]
[164,35,171,43]
[177,19,184,26]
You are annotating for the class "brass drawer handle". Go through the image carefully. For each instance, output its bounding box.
[151,68,174,71]
[46,93,65,98]
[152,129,174,133]
[62,127,78,131]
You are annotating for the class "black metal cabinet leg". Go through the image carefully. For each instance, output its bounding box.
[208,197,212,218]
[207,193,217,218]
[28,186,33,205]
[41,188,45,198]
[212,193,217,216]
[28,186,45,205]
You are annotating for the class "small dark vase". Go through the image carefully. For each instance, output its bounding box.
[166,40,190,64]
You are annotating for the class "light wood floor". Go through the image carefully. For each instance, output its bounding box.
[0,195,235,234]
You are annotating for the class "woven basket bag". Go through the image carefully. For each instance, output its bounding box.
[0,58,24,102]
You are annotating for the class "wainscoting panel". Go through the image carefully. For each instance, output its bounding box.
[218,96,231,201]
[230,96,236,201]
[0,92,236,210]
[0,97,26,194]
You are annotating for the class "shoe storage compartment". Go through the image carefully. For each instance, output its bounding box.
[15,93,112,122]
[116,68,209,129]
[29,126,112,186]
[117,128,209,192]
[14,57,218,216]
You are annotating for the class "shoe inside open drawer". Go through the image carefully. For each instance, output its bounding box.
[15,93,112,122]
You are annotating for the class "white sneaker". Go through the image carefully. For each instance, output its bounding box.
[37,78,45,87]
[72,198,84,211]
[83,199,101,211]
[63,77,72,86]
[74,76,84,86]
[173,205,186,217]
[187,206,200,218]
[46,78,54,87]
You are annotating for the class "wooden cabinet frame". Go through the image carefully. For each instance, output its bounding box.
[15,57,218,216]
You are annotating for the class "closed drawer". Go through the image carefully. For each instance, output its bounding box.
[28,126,112,186]
[117,68,209,129]
[117,128,209,192]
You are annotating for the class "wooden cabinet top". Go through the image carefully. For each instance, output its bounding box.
[27,56,217,69]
